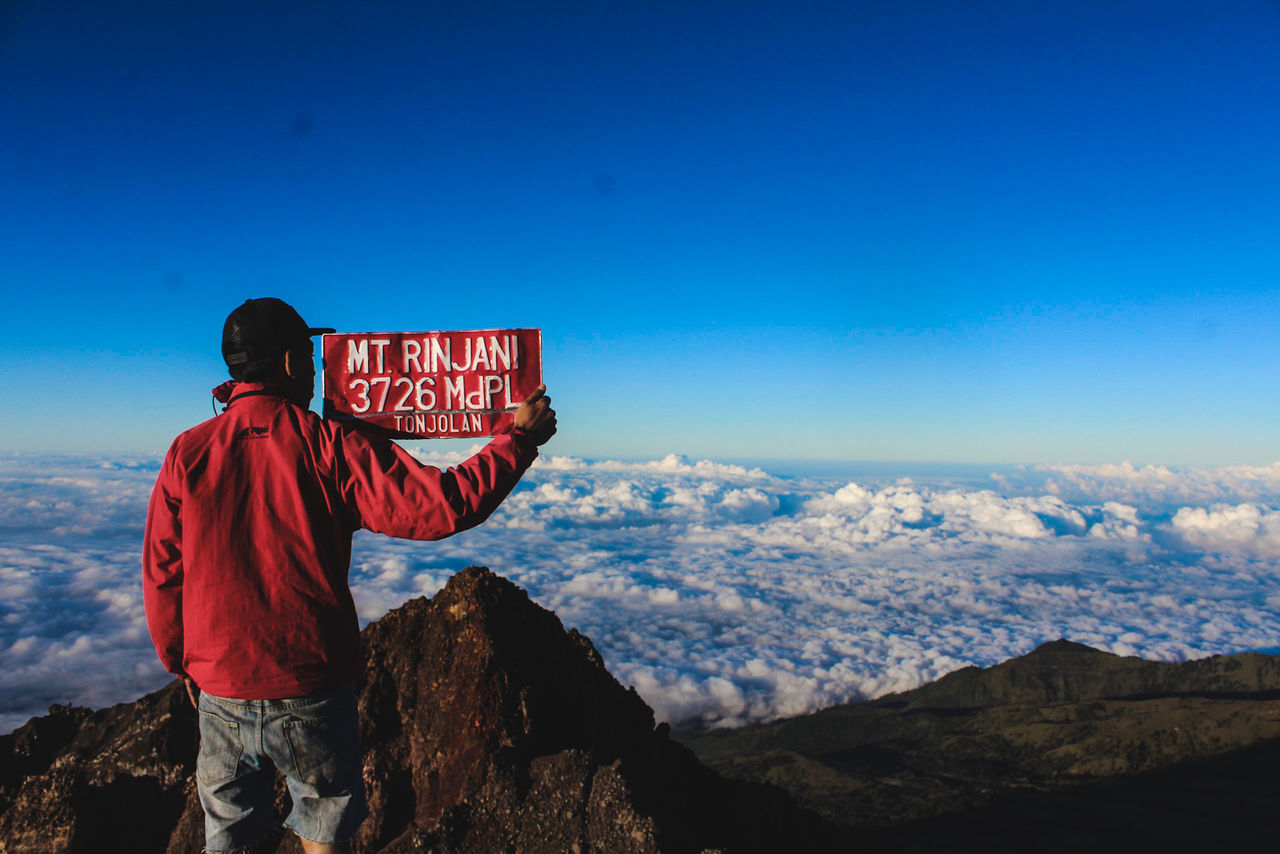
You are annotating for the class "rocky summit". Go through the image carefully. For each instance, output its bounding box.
[0,568,823,853]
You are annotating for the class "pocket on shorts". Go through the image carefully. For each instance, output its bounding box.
[197,709,243,785]
[283,707,359,787]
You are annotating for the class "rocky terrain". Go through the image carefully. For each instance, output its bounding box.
[687,639,1280,851]
[5,569,1280,853]
[0,568,823,853]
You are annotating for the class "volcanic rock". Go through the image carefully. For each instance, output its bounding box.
[0,568,822,853]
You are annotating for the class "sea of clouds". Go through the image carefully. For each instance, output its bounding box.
[3,450,1279,734]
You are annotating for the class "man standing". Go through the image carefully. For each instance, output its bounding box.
[143,298,555,853]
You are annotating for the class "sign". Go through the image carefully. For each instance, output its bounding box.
[321,329,542,439]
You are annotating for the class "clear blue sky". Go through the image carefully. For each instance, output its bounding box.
[2,0,1278,464]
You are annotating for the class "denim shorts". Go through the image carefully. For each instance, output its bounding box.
[196,682,368,851]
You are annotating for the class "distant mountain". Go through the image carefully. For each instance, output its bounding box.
[0,568,824,853]
[891,638,1280,709]
[685,639,1280,852]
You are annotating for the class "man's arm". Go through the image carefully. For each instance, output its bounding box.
[338,385,557,540]
[142,447,186,677]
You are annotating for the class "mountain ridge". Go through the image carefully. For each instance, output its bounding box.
[0,568,826,853]
[880,637,1280,710]
[6,576,1280,852]
[686,637,1280,851]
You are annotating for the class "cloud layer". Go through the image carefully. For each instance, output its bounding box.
[3,452,1279,733]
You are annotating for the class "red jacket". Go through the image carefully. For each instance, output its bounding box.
[143,382,538,699]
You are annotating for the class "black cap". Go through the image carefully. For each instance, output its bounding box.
[221,298,335,368]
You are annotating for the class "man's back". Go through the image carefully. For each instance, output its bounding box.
[144,381,538,699]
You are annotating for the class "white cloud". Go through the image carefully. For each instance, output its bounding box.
[1170,503,1280,557]
[2,453,1280,734]
[1014,461,1280,507]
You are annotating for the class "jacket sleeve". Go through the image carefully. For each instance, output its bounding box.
[142,445,186,676]
[334,427,539,540]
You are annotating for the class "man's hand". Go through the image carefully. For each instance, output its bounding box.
[514,384,557,445]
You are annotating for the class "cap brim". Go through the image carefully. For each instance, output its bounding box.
[309,327,337,336]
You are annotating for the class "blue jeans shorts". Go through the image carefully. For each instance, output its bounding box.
[196,682,368,851]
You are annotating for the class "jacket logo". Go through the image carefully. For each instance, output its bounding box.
[234,426,270,440]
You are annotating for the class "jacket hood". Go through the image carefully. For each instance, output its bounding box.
[211,381,289,406]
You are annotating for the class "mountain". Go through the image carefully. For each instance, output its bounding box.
[8,573,1279,854]
[0,568,825,853]
[685,639,1280,852]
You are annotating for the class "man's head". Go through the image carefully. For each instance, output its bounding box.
[222,298,334,401]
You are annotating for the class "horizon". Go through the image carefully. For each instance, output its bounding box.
[5,449,1280,733]
[5,444,1275,482]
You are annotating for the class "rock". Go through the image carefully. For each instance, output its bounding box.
[0,681,196,854]
[0,568,825,853]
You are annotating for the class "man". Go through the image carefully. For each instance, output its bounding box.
[143,298,555,854]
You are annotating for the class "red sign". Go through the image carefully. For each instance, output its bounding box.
[321,329,542,439]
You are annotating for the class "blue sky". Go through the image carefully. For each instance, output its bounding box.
[2,0,1278,463]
